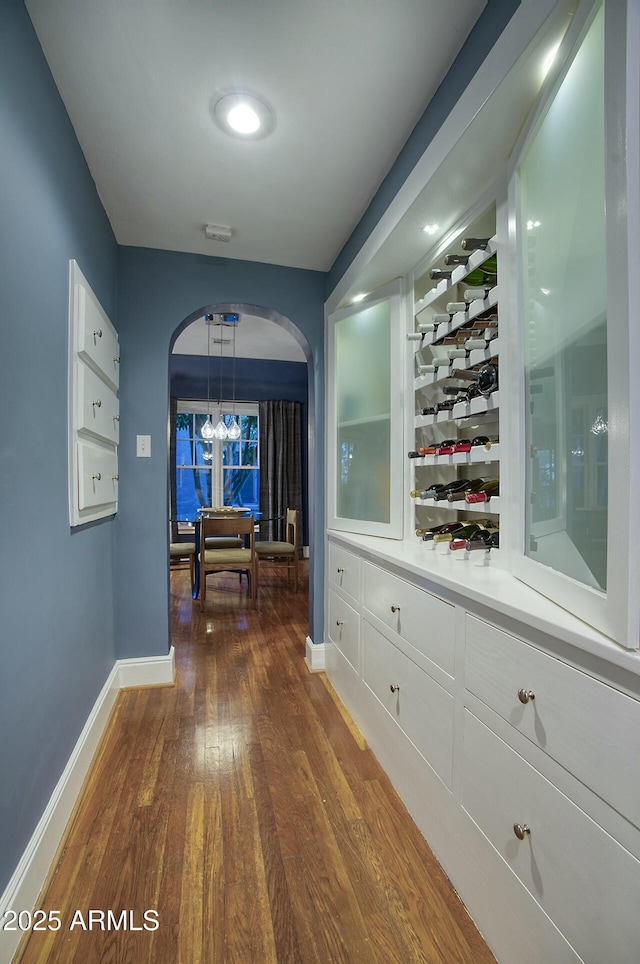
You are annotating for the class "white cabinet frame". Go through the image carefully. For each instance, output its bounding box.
[506,0,640,648]
[68,260,120,526]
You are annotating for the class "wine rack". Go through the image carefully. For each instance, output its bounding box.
[410,221,501,555]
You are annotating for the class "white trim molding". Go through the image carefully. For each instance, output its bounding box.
[0,648,175,964]
[118,645,176,688]
[305,636,326,672]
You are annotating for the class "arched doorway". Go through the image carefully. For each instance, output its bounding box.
[169,302,316,634]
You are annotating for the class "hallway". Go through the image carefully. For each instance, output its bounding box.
[18,564,495,963]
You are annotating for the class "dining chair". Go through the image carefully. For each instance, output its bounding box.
[255,508,300,592]
[169,538,196,584]
[199,514,257,608]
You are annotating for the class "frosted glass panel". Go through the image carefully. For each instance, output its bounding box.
[520,6,607,591]
[335,300,391,523]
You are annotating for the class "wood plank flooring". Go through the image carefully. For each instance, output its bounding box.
[18,562,496,963]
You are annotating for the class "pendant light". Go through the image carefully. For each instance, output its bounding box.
[213,319,229,440]
[227,320,241,440]
[200,315,215,440]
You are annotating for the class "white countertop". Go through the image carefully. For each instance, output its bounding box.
[327,529,640,681]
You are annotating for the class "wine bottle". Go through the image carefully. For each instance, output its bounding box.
[433,478,472,501]
[432,522,470,544]
[430,268,453,281]
[434,399,456,413]
[420,404,436,415]
[444,254,470,266]
[420,522,464,542]
[465,527,500,551]
[446,301,467,314]
[465,479,500,503]
[416,523,448,538]
[446,477,486,501]
[420,482,446,498]
[446,523,485,549]
[451,363,498,397]
[417,358,451,375]
[464,286,492,302]
[471,435,496,450]
[407,331,423,342]
[411,486,442,499]
[461,237,491,251]
[452,438,473,453]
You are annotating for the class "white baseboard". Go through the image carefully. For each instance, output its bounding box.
[0,647,175,964]
[305,635,326,672]
[118,645,176,688]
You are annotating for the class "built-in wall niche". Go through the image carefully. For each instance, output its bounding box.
[68,260,120,526]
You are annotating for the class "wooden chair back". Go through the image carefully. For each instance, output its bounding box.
[199,514,256,608]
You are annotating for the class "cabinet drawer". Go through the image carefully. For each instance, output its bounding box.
[77,441,118,510]
[328,591,360,672]
[363,562,455,677]
[363,620,453,788]
[76,282,120,389]
[463,711,640,964]
[328,542,361,603]
[77,362,120,444]
[466,615,640,828]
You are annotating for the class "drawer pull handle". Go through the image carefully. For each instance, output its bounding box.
[114,415,120,422]
[92,472,102,481]
[114,356,120,364]
[112,474,119,482]
[517,688,535,704]
[336,620,344,627]
[390,684,400,694]
[336,567,344,574]
[94,328,103,338]
[513,823,531,840]
[391,605,401,613]
[93,399,102,408]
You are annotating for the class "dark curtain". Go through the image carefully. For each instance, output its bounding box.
[259,400,302,541]
[169,396,178,541]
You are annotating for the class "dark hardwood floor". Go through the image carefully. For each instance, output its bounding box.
[18,561,495,963]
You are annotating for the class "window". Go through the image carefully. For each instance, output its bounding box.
[175,402,259,519]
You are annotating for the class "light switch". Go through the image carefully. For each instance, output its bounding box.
[136,434,151,457]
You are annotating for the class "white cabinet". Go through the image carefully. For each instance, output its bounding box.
[77,363,120,444]
[362,620,454,789]
[328,590,360,672]
[324,533,640,964]
[327,542,361,605]
[463,711,640,964]
[363,561,455,679]
[68,260,119,526]
[466,615,640,828]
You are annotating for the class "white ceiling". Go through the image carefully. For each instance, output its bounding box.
[173,313,307,362]
[25,0,486,272]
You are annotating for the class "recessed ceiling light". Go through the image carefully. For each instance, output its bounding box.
[352,293,367,303]
[212,90,275,140]
[422,223,439,235]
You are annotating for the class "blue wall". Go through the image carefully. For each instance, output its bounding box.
[170,355,310,543]
[0,0,119,896]
[115,247,325,659]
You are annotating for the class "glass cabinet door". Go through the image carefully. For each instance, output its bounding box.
[511,0,639,648]
[520,3,607,591]
[328,280,404,538]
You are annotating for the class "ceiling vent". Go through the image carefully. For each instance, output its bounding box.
[205,223,232,242]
